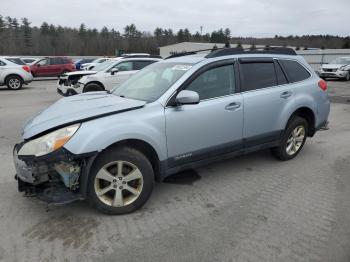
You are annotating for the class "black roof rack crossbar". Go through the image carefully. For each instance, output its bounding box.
[205,47,297,58]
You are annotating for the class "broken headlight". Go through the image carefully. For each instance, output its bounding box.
[18,124,80,157]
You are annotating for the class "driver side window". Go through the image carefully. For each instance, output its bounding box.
[186,64,235,100]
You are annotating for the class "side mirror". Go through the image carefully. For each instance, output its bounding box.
[111,68,119,75]
[37,64,41,67]
[175,90,200,105]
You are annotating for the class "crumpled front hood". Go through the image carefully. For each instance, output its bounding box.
[22,92,146,139]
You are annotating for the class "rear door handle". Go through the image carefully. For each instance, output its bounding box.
[280,91,293,99]
[225,102,241,111]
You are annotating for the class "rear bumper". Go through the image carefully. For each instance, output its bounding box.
[13,144,97,204]
[23,73,34,84]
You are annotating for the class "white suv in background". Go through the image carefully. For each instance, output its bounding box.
[57,56,162,96]
[319,57,350,81]
[0,57,33,90]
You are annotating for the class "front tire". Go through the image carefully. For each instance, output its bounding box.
[87,147,154,214]
[6,75,23,90]
[271,116,308,161]
[343,72,350,81]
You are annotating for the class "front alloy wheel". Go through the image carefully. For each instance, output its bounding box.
[94,161,143,207]
[88,147,154,214]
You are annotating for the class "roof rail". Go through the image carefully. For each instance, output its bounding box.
[205,47,297,58]
[121,55,162,59]
[164,46,297,60]
[165,48,216,59]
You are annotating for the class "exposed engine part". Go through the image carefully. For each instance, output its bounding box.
[54,162,81,190]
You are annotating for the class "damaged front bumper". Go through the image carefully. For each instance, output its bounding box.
[13,144,97,205]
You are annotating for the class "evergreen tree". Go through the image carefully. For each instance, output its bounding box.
[21,18,32,50]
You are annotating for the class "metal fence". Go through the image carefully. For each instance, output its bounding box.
[296,49,350,70]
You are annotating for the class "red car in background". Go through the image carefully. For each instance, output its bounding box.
[30,57,76,77]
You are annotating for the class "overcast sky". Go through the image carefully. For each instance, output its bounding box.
[2,0,350,37]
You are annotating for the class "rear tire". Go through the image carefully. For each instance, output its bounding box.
[6,75,23,90]
[83,83,104,93]
[87,146,154,215]
[271,116,308,161]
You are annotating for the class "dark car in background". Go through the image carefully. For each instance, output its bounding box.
[75,58,96,70]
[30,57,76,77]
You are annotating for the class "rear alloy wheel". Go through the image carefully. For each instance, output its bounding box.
[88,147,154,214]
[285,126,306,156]
[6,75,23,90]
[271,116,308,161]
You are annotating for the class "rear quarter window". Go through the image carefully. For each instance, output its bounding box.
[279,60,311,83]
[5,58,25,65]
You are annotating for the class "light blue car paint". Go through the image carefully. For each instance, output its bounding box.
[15,51,330,202]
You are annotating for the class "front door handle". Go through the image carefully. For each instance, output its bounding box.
[280,91,293,99]
[225,102,241,111]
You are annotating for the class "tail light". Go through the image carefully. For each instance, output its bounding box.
[22,65,31,73]
[318,79,327,91]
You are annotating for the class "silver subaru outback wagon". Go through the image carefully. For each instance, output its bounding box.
[13,48,330,214]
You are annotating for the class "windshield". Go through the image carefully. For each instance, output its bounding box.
[92,59,116,71]
[112,62,193,102]
[331,57,350,64]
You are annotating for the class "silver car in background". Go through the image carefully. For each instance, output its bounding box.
[319,57,350,81]
[0,57,33,90]
[13,48,330,214]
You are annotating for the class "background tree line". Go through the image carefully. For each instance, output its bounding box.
[0,14,349,56]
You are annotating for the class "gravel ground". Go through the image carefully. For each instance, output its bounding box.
[0,80,349,262]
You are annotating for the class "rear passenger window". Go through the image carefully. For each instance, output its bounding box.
[275,62,288,85]
[279,60,310,83]
[240,62,277,91]
[133,61,156,70]
[50,58,61,65]
[186,64,235,100]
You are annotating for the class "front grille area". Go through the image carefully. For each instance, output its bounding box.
[324,68,337,72]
